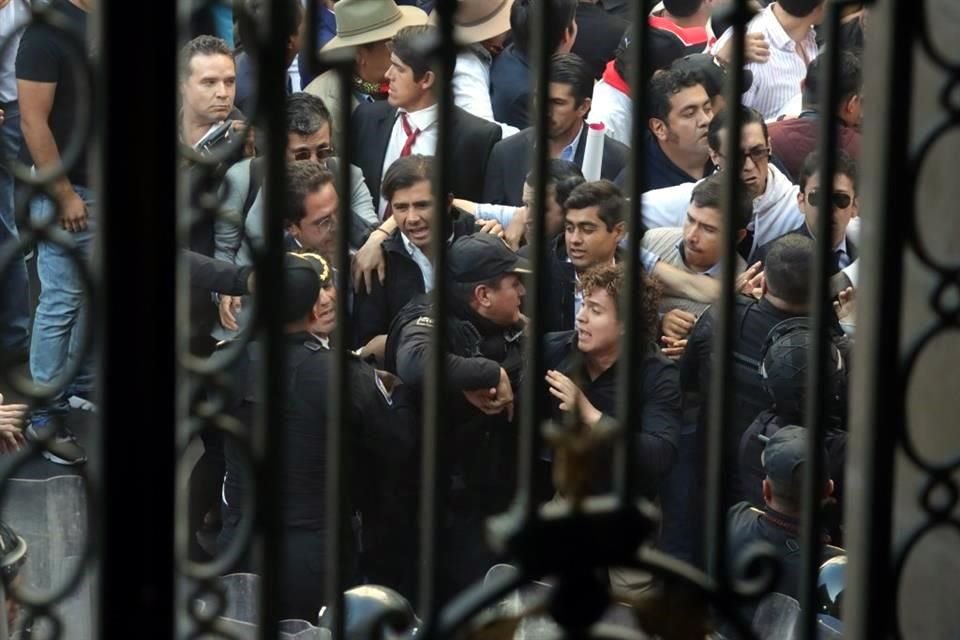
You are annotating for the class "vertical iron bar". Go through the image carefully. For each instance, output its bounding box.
[844,0,909,635]
[613,0,652,502]
[420,5,455,623]
[704,0,748,584]
[256,1,293,636]
[305,0,320,83]
[323,49,354,640]
[100,2,175,638]
[798,3,841,636]
[516,0,551,519]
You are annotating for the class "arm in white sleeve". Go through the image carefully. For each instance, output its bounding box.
[473,202,520,227]
[453,53,520,138]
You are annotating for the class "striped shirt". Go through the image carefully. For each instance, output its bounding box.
[711,4,819,120]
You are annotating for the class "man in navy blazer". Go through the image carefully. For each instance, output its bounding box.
[483,52,629,206]
[349,25,502,214]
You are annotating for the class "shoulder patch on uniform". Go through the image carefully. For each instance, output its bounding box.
[304,340,323,351]
[415,316,434,328]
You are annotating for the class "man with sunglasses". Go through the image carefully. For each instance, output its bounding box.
[752,150,858,275]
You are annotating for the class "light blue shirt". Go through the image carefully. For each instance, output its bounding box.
[401,232,435,293]
[560,123,585,162]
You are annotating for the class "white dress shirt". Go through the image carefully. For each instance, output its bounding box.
[590,79,633,147]
[641,164,804,258]
[711,4,819,120]
[378,104,440,216]
[453,49,520,139]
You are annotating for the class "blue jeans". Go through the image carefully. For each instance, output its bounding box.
[29,185,96,421]
[0,101,29,352]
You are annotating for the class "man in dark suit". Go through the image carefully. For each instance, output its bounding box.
[350,25,502,217]
[570,0,629,80]
[490,0,579,130]
[752,150,859,275]
[483,53,629,206]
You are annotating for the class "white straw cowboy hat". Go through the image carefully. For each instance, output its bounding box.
[429,0,515,45]
[322,0,429,52]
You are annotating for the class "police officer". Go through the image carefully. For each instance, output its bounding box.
[218,252,417,621]
[678,233,846,507]
[385,233,530,601]
[727,426,844,609]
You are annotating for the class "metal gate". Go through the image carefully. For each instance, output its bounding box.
[0,0,953,637]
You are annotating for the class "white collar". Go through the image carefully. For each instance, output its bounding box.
[398,104,439,131]
[753,164,800,220]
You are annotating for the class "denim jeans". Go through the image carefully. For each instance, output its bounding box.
[0,101,29,352]
[29,185,96,421]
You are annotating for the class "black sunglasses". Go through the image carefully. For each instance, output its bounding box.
[806,190,853,209]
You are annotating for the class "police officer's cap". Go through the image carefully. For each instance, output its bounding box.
[447,233,531,284]
[761,426,829,500]
[283,252,333,323]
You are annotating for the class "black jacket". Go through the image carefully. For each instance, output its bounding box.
[222,333,418,531]
[489,44,532,130]
[186,250,251,296]
[543,330,681,498]
[349,101,502,208]
[752,224,858,277]
[385,296,524,507]
[352,212,477,348]
[534,234,625,333]
[482,126,630,206]
[678,296,845,448]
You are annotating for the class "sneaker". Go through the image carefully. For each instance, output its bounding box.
[25,420,87,466]
[67,395,97,412]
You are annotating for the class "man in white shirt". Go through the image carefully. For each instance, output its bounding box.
[438,0,520,138]
[641,106,804,262]
[711,0,823,120]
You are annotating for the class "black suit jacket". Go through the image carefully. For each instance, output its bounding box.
[481,126,630,206]
[350,101,502,209]
[752,223,858,277]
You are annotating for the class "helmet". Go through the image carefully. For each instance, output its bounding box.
[759,318,847,425]
[318,585,419,639]
[816,555,847,620]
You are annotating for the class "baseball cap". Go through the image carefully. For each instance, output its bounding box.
[671,53,754,98]
[283,252,333,323]
[447,233,531,284]
[761,425,829,500]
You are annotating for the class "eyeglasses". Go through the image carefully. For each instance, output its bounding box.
[291,145,333,162]
[806,190,853,209]
[716,146,771,165]
[311,215,335,232]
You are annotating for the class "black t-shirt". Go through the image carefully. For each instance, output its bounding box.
[16,0,89,187]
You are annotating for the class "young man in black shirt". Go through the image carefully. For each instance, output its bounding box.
[17,0,93,465]
[543,263,680,500]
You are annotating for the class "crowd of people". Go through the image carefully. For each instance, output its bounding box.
[0,0,868,629]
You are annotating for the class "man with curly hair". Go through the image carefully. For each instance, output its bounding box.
[543,262,680,501]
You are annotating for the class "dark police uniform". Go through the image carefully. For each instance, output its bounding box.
[219,331,417,621]
[384,294,524,600]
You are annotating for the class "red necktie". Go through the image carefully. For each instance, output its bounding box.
[399,113,420,157]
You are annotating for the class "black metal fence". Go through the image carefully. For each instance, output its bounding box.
[0,0,950,637]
